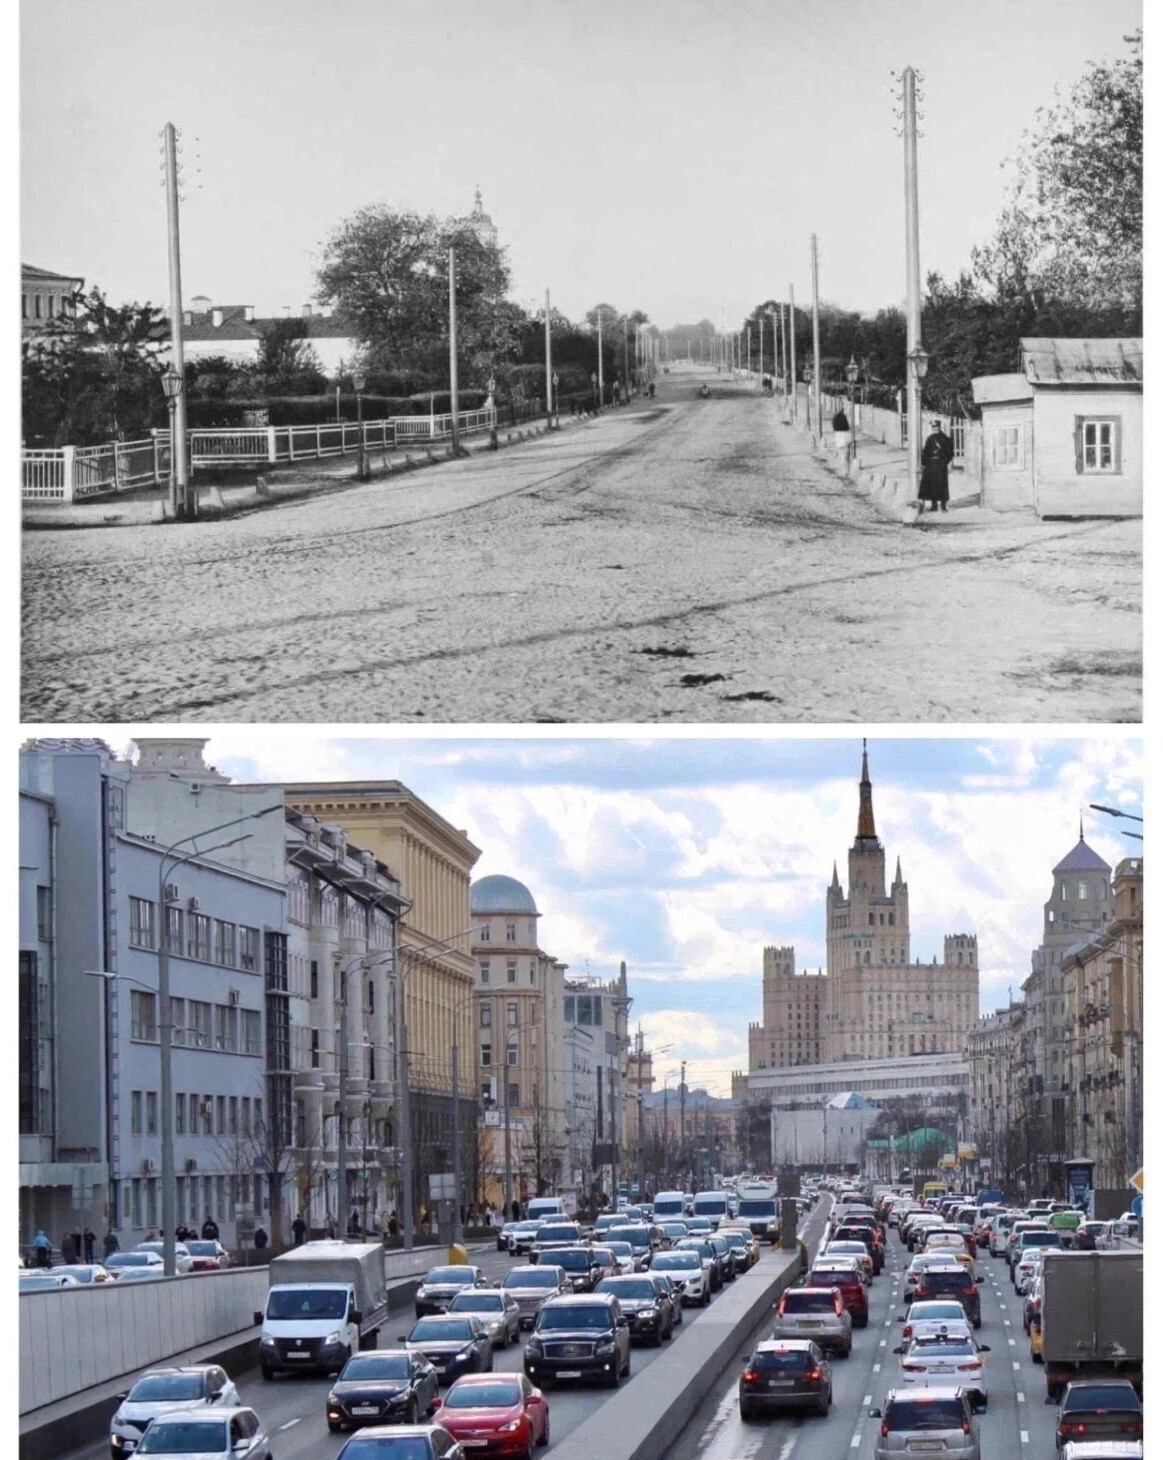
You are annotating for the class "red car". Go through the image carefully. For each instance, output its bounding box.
[433,1373,550,1457]
[807,1264,868,1328]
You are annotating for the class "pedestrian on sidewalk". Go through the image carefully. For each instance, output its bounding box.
[918,418,953,513]
[32,1230,52,1268]
[292,1213,307,1246]
[201,1216,220,1241]
[103,1230,119,1258]
[253,1223,269,1251]
[83,1229,96,1263]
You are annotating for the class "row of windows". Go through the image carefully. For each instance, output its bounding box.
[128,990,261,1054]
[22,290,75,321]
[479,959,537,986]
[128,1089,263,1138]
[481,1079,521,1105]
[113,1171,265,1229]
[478,921,532,944]
[564,994,604,1026]
[479,1042,521,1068]
[286,870,395,948]
[129,897,262,972]
[479,1001,522,1029]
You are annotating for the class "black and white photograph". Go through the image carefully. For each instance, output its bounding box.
[19,0,1142,723]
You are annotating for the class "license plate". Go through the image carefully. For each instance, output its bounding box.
[463,1443,488,1449]
[907,1445,943,1454]
[556,1369,582,1378]
[767,1380,795,1388]
[799,1320,822,1328]
[351,1405,379,1415]
[930,1365,954,1373]
[286,1351,311,1359]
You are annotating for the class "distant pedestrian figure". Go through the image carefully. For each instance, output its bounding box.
[83,1229,96,1264]
[62,1232,78,1264]
[253,1224,268,1250]
[292,1214,307,1246]
[612,381,621,406]
[511,1199,521,1223]
[201,1216,220,1241]
[389,1213,399,1238]
[32,1230,52,1268]
[918,418,953,512]
[103,1230,119,1258]
[831,408,850,433]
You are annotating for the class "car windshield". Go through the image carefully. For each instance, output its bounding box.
[1062,1385,1141,1413]
[910,1340,977,1358]
[334,1441,432,1460]
[556,1251,591,1270]
[137,1420,227,1453]
[737,1200,776,1217]
[127,1375,205,1402]
[450,1294,501,1312]
[680,1242,712,1258]
[606,1244,633,1258]
[597,1279,654,1299]
[267,1289,347,1319]
[810,1269,857,1285]
[1021,1233,1061,1246]
[923,1271,971,1289]
[652,1254,697,1270]
[410,1318,474,1342]
[783,1291,836,1313]
[886,1398,967,1431]
[538,1226,578,1242]
[536,1306,610,1331]
[504,1270,559,1289]
[591,1249,616,1265]
[426,1268,475,1285]
[185,1243,218,1257]
[609,1228,649,1246]
[108,1253,152,1266]
[443,1382,522,1409]
[340,1355,411,1380]
[909,1303,968,1321]
[755,1349,813,1372]
[722,1234,747,1248]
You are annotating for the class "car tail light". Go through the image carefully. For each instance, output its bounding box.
[834,1297,845,1316]
[806,1369,822,1382]
[902,1362,926,1372]
[880,1423,890,1438]
[961,1421,972,1435]
[1122,1421,1143,1435]
[742,1369,759,1383]
[775,1298,787,1315]
[957,1363,979,1371]
[1061,1422,1086,1437]
[902,1324,913,1338]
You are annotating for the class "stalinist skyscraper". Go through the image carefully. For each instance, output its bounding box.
[749,744,979,1072]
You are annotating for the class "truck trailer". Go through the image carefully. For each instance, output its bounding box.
[1040,1250,1142,1400]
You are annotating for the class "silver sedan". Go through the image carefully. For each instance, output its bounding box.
[447,1288,522,1348]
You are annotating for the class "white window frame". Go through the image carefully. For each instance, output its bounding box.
[1076,415,1122,475]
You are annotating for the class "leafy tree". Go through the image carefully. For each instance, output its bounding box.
[254,318,326,391]
[22,286,169,446]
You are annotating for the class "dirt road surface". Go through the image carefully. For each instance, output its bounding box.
[22,375,1141,723]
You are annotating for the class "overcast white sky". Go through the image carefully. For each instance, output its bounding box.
[19,0,1140,328]
[108,733,1144,1096]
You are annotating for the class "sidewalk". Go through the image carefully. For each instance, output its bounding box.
[21,412,582,530]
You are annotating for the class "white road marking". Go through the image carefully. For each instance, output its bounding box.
[1013,1361,1021,1370]
[873,1362,881,1373]
[879,1339,886,1347]
[863,1393,872,1405]
[1008,1338,1016,1347]
[279,1418,302,1430]
[1018,1392,1025,1402]
[850,1436,861,1449]
[1004,1318,1011,1326]
[776,1438,796,1460]
[1021,1430,1030,1444]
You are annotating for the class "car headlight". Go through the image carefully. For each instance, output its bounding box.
[594,1338,617,1355]
[259,1335,277,1349]
[525,1339,543,1356]
[111,1437,126,1449]
[640,1307,657,1319]
[327,1393,339,1406]
[324,1329,343,1346]
[500,1418,524,1433]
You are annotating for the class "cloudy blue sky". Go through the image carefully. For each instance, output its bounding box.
[134,733,1141,1096]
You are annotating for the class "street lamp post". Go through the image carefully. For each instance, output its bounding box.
[448,245,460,455]
[352,369,368,481]
[596,309,604,409]
[487,374,498,450]
[845,355,859,473]
[906,346,929,502]
[160,366,181,518]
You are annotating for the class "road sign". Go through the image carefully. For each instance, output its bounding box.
[1129,1167,1144,1194]
[429,1173,456,1201]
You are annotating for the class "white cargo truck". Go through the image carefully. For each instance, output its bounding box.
[255,1241,389,1379]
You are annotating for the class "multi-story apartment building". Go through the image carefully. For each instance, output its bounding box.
[469,875,567,1208]
[748,745,979,1074]
[966,1003,1025,1185]
[283,782,481,1222]
[562,964,631,1206]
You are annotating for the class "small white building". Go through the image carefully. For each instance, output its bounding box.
[972,337,1141,518]
[174,298,360,377]
[770,1092,881,1168]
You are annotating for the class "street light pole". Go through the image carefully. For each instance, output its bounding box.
[162,122,191,520]
[597,309,604,409]
[902,67,923,500]
[544,288,553,432]
[448,245,460,455]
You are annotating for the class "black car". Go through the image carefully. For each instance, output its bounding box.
[327,1350,440,1433]
[594,1275,674,1344]
[602,1225,655,1271]
[649,1272,684,1325]
[909,1264,981,1327]
[739,1340,832,1420]
[415,1266,488,1318]
[707,1235,738,1281]
[1055,1380,1143,1450]
[523,1293,631,1388]
[544,1246,603,1292]
[335,1422,466,1459]
[399,1316,493,1385]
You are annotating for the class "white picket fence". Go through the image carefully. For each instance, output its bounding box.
[22,407,499,504]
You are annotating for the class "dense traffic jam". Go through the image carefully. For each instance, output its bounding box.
[23,1180,1142,1460]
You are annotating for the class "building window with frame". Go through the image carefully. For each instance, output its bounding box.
[311,1029,320,1068]
[202,1096,213,1135]
[165,905,184,953]
[146,1091,158,1135]
[481,1043,492,1067]
[213,920,236,967]
[507,1082,519,1107]
[1075,416,1121,474]
[188,912,211,962]
[507,961,517,984]
[507,1003,518,1026]
[130,1090,143,1134]
[216,1096,226,1134]
[214,1004,237,1052]
[991,423,1024,468]
[507,1043,519,1066]
[480,960,490,984]
[229,1096,238,1134]
[239,926,260,972]
[480,1004,491,1028]
[310,960,319,998]
[130,989,158,1042]
[241,1097,251,1136]
[170,996,186,1046]
[128,895,156,949]
[288,869,310,926]
[480,924,490,943]
[175,1092,186,1134]
[505,923,516,942]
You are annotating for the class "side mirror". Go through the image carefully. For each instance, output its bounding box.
[978,1343,991,1352]
[868,1407,882,1418]
[252,1311,263,1326]
[397,1335,407,1343]
[740,1354,750,1365]
[1045,1395,1057,1405]
[115,1393,129,1403]
[351,1310,362,1326]
[891,1345,905,1355]
[896,1314,906,1322]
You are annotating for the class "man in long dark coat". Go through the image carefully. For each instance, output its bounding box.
[918,418,953,511]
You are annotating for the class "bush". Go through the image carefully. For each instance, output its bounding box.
[409,390,490,414]
[185,395,427,428]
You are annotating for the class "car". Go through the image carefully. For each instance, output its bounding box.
[675,1237,723,1290]
[739,1339,832,1419]
[540,1246,602,1293]
[898,1300,974,1344]
[868,1386,982,1460]
[432,1373,550,1455]
[593,1274,674,1344]
[335,1422,466,1459]
[707,1234,739,1281]
[1060,1445,1142,1460]
[1073,1222,1105,1252]
[824,1240,874,1283]
[587,1245,625,1280]
[1014,1246,1046,1295]
[104,1251,165,1277]
[447,1289,521,1350]
[49,1263,114,1285]
[326,1350,440,1432]
[892,1333,990,1407]
[135,1241,193,1274]
[806,1262,868,1328]
[718,1229,755,1273]
[19,1271,81,1290]
[772,1285,852,1357]
[603,1225,657,1270]
[415,1266,488,1318]
[908,1263,981,1327]
[649,1250,708,1306]
[500,1266,569,1329]
[590,1214,627,1237]
[505,1221,545,1256]
[183,1240,231,1272]
[495,1222,518,1252]
[1011,1228,1063,1276]
[109,1365,241,1458]
[399,1316,494,1385]
[719,1225,760,1266]
[132,1407,271,1459]
[649,1271,684,1325]
[659,1220,689,1246]
[529,1222,585,1258]
[1055,1380,1143,1450]
[833,1223,885,1273]
[522,1292,631,1389]
[905,1250,972,1298]
[602,1241,637,1276]
[117,1267,172,1282]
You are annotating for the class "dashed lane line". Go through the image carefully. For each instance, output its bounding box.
[279,1418,302,1430]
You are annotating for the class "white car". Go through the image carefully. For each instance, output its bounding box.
[898,1300,974,1344]
[824,1241,873,1282]
[1013,1247,1045,1295]
[110,1365,241,1456]
[135,1241,193,1274]
[893,1333,991,1407]
[905,1251,961,1297]
[649,1249,709,1305]
[130,1406,270,1459]
[19,1271,80,1290]
[50,1263,115,1284]
[105,1251,165,1278]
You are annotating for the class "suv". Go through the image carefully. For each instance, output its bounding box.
[910,1264,981,1327]
[594,1274,674,1344]
[773,1285,852,1357]
[739,1340,832,1419]
[523,1293,631,1388]
[807,1263,868,1328]
[501,1265,569,1329]
[869,1386,981,1460]
[415,1266,488,1318]
[109,1366,240,1459]
[545,1246,603,1293]
[1055,1381,1143,1451]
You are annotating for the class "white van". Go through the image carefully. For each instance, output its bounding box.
[525,1196,564,1223]
[691,1191,730,1229]
[652,1191,687,1220]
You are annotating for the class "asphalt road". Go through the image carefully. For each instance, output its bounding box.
[664,1211,1061,1460]
[22,368,1140,722]
[62,1227,800,1460]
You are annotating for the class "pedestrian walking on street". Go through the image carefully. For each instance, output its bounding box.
[292,1213,307,1246]
[83,1229,96,1263]
[32,1230,52,1268]
[103,1230,119,1258]
[61,1232,78,1264]
[918,417,953,513]
[201,1216,220,1241]
[388,1212,399,1238]
[253,1223,268,1250]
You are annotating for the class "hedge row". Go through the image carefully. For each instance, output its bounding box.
[186,390,492,429]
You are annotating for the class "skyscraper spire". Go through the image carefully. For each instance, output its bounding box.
[855,738,877,841]
[831,861,840,890]
[893,855,903,888]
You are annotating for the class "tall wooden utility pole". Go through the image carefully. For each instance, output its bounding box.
[162,123,191,519]
[903,66,923,502]
[810,235,823,437]
[448,244,460,454]
[788,285,798,424]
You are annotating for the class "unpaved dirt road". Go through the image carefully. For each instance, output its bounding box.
[22,373,1141,723]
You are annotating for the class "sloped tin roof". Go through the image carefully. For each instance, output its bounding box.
[971,372,1033,406]
[1020,337,1142,386]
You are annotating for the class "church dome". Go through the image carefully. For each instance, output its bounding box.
[470,874,538,916]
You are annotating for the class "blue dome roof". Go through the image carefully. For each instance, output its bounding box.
[470,874,538,916]
[1053,837,1111,875]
